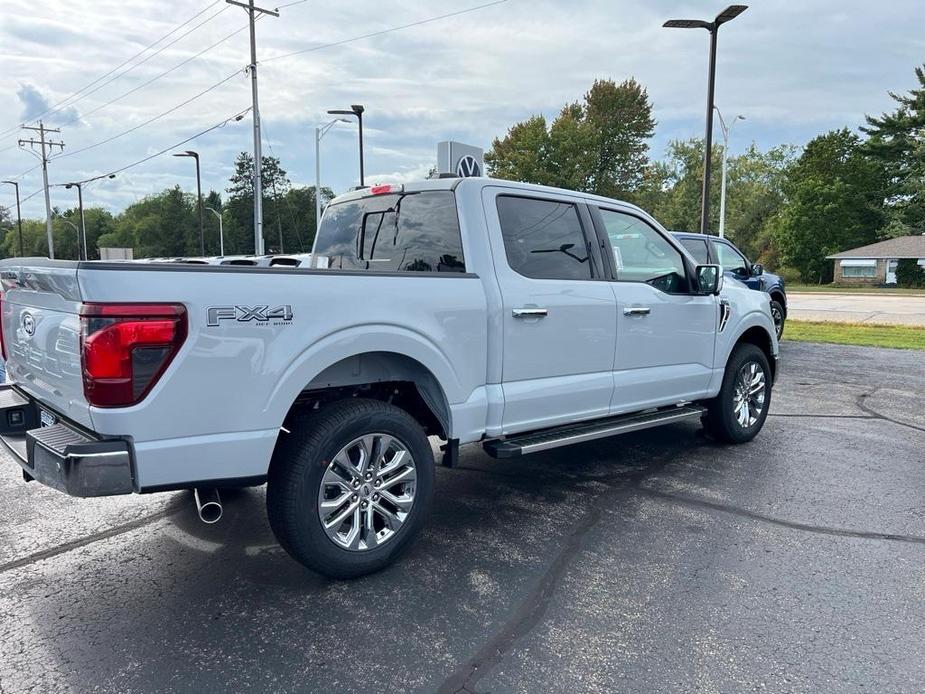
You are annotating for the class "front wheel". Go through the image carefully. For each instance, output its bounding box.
[267,399,435,579]
[770,300,785,340]
[702,343,772,444]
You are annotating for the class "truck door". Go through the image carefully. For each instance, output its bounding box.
[590,207,716,413]
[482,188,616,434]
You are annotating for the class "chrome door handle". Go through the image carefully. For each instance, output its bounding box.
[623,306,651,316]
[512,307,548,318]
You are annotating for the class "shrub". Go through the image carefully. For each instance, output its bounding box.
[895,258,925,288]
[776,266,802,284]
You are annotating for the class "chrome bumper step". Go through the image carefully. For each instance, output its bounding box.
[483,405,706,459]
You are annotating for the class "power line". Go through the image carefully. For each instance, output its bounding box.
[43,4,233,122]
[261,0,509,63]
[55,20,256,129]
[0,1,226,138]
[87,107,252,182]
[54,69,246,161]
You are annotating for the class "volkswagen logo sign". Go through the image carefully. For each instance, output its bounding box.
[21,312,35,337]
[456,155,482,178]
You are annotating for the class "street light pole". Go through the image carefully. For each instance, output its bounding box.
[1,180,24,257]
[206,207,224,257]
[664,5,748,234]
[315,118,349,235]
[327,105,366,187]
[715,108,745,239]
[173,151,204,256]
[64,174,115,261]
[59,218,80,256]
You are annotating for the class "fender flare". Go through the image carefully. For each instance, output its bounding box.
[262,324,463,431]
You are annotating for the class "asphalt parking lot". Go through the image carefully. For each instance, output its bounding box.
[1,341,923,694]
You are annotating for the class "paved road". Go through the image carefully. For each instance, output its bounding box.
[788,291,925,326]
[1,342,924,693]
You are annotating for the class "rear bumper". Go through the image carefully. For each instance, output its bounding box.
[0,385,134,497]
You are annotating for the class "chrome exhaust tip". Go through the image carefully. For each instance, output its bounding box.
[194,487,223,524]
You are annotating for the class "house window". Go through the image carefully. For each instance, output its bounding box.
[842,264,877,277]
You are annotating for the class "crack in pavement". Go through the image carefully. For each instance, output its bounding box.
[636,487,925,546]
[437,406,925,693]
[0,506,179,575]
[855,389,925,433]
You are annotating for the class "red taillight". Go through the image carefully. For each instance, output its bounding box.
[80,303,187,408]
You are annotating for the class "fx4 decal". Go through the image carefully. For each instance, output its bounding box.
[207,305,293,327]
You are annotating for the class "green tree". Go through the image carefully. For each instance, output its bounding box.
[895,258,925,287]
[486,78,656,199]
[583,78,656,199]
[862,64,925,236]
[773,129,886,283]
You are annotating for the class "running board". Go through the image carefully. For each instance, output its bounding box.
[483,405,706,459]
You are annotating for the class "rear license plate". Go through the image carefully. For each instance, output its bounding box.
[39,409,57,428]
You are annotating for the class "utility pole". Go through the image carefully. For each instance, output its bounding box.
[227,0,279,256]
[19,121,65,258]
[1,181,24,257]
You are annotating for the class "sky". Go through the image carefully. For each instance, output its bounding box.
[1,0,924,219]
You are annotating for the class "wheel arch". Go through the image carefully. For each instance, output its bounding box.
[732,325,777,383]
[265,326,462,441]
[769,289,787,315]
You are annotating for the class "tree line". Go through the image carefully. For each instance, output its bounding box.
[2,65,923,284]
[486,67,925,284]
[0,153,333,260]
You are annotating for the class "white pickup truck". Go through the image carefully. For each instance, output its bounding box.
[0,177,778,578]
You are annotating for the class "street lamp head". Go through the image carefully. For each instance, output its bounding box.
[715,5,748,25]
[173,150,198,158]
[65,183,74,190]
[736,114,746,121]
[663,18,712,29]
[107,174,116,179]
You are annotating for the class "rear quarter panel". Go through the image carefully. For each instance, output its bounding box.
[77,265,488,487]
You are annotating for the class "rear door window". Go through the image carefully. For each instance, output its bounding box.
[496,196,593,280]
[312,191,465,272]
[679,237,710,264]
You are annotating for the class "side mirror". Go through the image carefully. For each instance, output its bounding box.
[695,264,723,295]
[751,263,764,277]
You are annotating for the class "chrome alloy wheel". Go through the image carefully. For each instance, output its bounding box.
[733,361,767,428]
[317,433,417,551]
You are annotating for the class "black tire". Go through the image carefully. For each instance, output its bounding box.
[267,398,435,579]
[770,299,785,340]
[702,343,772,444]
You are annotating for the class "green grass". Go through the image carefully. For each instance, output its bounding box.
[789,284,925,295]
[784,320,925,351]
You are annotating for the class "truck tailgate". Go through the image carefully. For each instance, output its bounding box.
[1,261,91,427]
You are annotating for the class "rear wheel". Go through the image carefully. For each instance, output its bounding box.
[702,343,772,444]
[267,399,434,579]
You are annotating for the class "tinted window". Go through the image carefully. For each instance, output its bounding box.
[598,209,688,293]
[312,191,465,273]
[496,196,592,280]
[679,237,709,264]
[710,240,749,274]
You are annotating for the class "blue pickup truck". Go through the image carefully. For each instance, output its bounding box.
[672,232,787,339]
